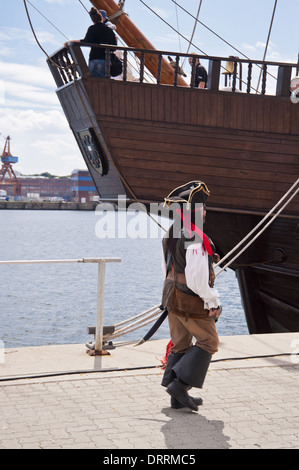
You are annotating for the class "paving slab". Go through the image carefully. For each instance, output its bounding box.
[0,333,298,450]
[1,332,298,381]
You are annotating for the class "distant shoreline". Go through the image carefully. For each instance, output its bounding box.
[0,200,99,211]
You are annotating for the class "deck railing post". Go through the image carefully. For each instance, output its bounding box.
[276,65,292,97]
[207,59,221,91]
[94,260,106,354]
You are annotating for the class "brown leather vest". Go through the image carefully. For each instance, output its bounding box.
[161,228,216,316]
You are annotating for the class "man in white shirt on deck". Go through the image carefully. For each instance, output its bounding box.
[161,181,222,412]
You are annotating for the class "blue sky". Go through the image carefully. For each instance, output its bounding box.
[0,0,298,175]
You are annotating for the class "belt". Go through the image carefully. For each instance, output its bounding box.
[166,271,186,284]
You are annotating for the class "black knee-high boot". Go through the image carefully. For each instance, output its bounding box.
[166,378,199,411]
[161,352,184,387]
[170,389,203,409]
[161,351,202,409]
[172,345,212,389]
[166,346,212,411]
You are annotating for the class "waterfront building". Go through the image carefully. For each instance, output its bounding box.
[71,169,98,203]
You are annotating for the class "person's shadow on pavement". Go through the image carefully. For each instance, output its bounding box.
[161,407,230,449]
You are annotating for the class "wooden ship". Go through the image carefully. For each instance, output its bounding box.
[47,0,299,334]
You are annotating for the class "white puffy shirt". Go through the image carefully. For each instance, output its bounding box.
[185,242,220,310]
[162,241,220,310]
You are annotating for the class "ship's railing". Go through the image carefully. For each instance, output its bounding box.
[0,257,121,355]
[48,43,298,97]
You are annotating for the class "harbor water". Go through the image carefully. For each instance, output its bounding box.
[0,209,248,349]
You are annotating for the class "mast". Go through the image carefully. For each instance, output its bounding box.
[90,0,188,86]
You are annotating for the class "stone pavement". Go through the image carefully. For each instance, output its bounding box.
[0,333,299,449]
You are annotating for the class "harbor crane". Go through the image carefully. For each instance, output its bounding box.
[0,136,21,196]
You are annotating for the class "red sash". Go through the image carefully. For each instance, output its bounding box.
[176,208,213,256]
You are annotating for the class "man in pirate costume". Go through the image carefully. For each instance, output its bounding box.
[161,181,221,411]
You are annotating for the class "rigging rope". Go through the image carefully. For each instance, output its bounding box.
[172,0,250,61]
[174,0,182,53]
[113,304,161,328]
[215,178,299,276]
[23,0,56,62]
[139,0,206,56]
[107,310,161,340]
[256,0,278,92]
[139,0,259,92]
[78,0,89,13]
[25,0,69,40]
[23,0,71,73]
[181,0,203,67]
[172,0,277,83]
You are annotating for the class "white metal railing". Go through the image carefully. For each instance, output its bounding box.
[0,257,121,355]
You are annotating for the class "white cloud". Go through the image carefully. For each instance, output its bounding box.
[0,46,11,57]
[0,80,4,105]
[31,30,62,47]
[155,33,180,45]
[0,26,61,60]
[3,82,58,109]
[152,8,171,19]
[1,27,46,46]
[241,43,257,53]
[0,107,83,175]
[255,41,277,50]
[241,40,295,65]
[0,108,67,133]
[241,40,277,55]
[0,28,17,41]
[0,61,54,88]
[0,59,59,110]
[31,137,74,154]
[18,134,83,175]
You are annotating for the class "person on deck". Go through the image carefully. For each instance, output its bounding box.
[64,7,117,78]
[189,53,208,88]
[98,9,117,31]
[161,181,221,411]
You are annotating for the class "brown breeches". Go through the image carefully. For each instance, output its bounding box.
[168,310,219,355]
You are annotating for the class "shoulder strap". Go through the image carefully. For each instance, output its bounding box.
[171,262,176,286]
[166,251,172,273]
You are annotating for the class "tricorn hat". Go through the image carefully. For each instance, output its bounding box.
[164,180,210,208]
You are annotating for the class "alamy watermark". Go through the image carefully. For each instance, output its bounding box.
[94,196,205,244]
